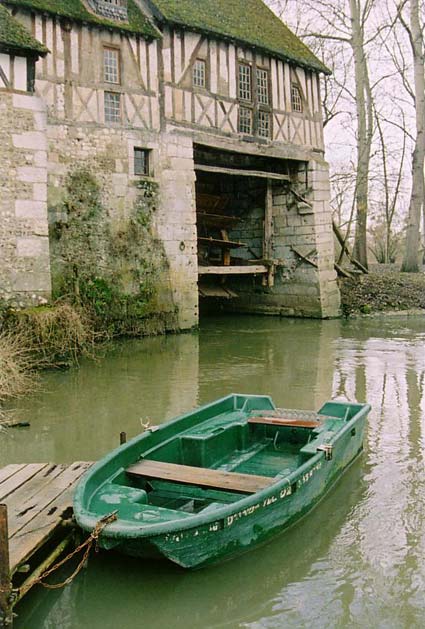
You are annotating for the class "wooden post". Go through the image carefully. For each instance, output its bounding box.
[120,432,127,445]
[0,505,13,628]
[264,179,275,287]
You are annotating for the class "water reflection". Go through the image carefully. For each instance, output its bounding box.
[3,314,425,628]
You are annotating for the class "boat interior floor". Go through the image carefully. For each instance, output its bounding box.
[90,411,344,523]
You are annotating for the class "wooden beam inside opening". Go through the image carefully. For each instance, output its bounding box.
[264,179,273,260]
[198,265,268,275]
[195,164,290,182]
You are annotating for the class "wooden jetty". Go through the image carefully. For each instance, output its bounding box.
[0,462,91,627]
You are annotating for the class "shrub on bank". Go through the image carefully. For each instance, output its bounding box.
[340,272,425,317]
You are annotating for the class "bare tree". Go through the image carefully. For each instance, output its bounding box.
[397,0,425,272]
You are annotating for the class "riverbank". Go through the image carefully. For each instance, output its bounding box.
[340,270,425,317]
[0,300,176,424]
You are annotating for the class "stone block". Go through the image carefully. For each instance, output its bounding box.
[15,200,47,219]
[13,93,46,112]
[12,132,47,151]
[33,184,47,202]
[17,166,47,184]
[12,270,51,293]
[16,236,49,258]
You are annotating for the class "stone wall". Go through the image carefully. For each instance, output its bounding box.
[224,158,340,318]
[156,131,199,329]
[46,122,178,329]
[0,91,51,306]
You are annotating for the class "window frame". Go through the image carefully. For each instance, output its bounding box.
[104,90,122,124]
[134,147,151,177]
[238,62,253,102]
[291,83,303,113]
[238,106,253,135]
[192,58,208,89]
[256,67,270,107]
[103,45,121,85]
[237,59,272,138]
[257,110,271,139]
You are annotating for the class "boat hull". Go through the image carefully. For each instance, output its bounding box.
[95,408,367,568]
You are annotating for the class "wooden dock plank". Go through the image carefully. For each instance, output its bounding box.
[127,460,273,494]
[6,465,70,539]
[0,464,26,486]
[0,464,50,502]
[7,463,90,541]
[9,462,91,573]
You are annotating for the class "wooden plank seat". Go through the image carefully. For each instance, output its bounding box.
[248,416,321,429]
[126,460,272,494]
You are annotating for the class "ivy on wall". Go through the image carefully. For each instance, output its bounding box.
[49,166,175,334]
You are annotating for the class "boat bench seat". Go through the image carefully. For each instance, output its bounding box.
[126,460,273,494]
[248,416,321,429]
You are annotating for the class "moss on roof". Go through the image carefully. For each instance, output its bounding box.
[151,0,329,74]
[0,3,47,54]
[3,0,160,39]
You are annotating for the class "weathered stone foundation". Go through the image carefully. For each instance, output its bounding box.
[0,91,51,306]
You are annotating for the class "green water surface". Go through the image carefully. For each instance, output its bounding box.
[2,315,425,629]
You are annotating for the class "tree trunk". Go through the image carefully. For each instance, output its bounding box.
[401,0,425,272]
[350,0,373,269]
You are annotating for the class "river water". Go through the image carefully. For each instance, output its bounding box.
[2,314,425,629]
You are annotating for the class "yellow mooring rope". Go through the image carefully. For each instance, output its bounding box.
[20,511,118,597]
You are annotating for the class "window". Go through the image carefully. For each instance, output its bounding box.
[104,47,120,84]
[238,64,252,101]
[257,111,270,138]
[104,91,121,123]
[134,148,150,176]
[256,68,269,105]
[291,84,303,113]
[239,107,253,134]
[193,59,206,88]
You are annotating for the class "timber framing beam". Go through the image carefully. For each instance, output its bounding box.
[195,164,290,181]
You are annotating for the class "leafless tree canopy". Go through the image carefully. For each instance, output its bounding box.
[268,0,425,269]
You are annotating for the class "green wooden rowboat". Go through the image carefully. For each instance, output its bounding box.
[74,394,370,568]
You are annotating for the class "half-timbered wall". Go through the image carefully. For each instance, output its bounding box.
[161,26,324,154]
[0,52,30,91]
[2,8,339,323]
[11,10,160,129]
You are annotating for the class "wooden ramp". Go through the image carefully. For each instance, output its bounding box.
[0,462,91,627]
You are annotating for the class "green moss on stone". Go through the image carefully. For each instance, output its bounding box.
[4,0,159,39]
[0,4,47,54]
[152,0,330,74]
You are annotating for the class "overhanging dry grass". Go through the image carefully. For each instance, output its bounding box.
[0,330,38,425]
[7,303,96,367]
[0,330,37,402]
[0,303,97,423]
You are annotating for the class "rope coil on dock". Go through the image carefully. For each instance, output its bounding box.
[20,511,118,597]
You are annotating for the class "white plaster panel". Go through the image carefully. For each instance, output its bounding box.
[0,53,10,86]
[209,40,218,93]
[14,56,27,91]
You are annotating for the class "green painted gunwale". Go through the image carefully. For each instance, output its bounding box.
[74,394,370,567]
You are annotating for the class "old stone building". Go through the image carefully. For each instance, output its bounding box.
[0,0,340,330]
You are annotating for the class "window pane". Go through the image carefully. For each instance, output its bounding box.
[257,68,269,105]
[134,148,150,176]
[238,64,252,101]
[291,84,303,112]
[104,92,121,123]
[193,59,206,88]
[239,107,252,134]
[258,111,270,138]
[104,48,119,84]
